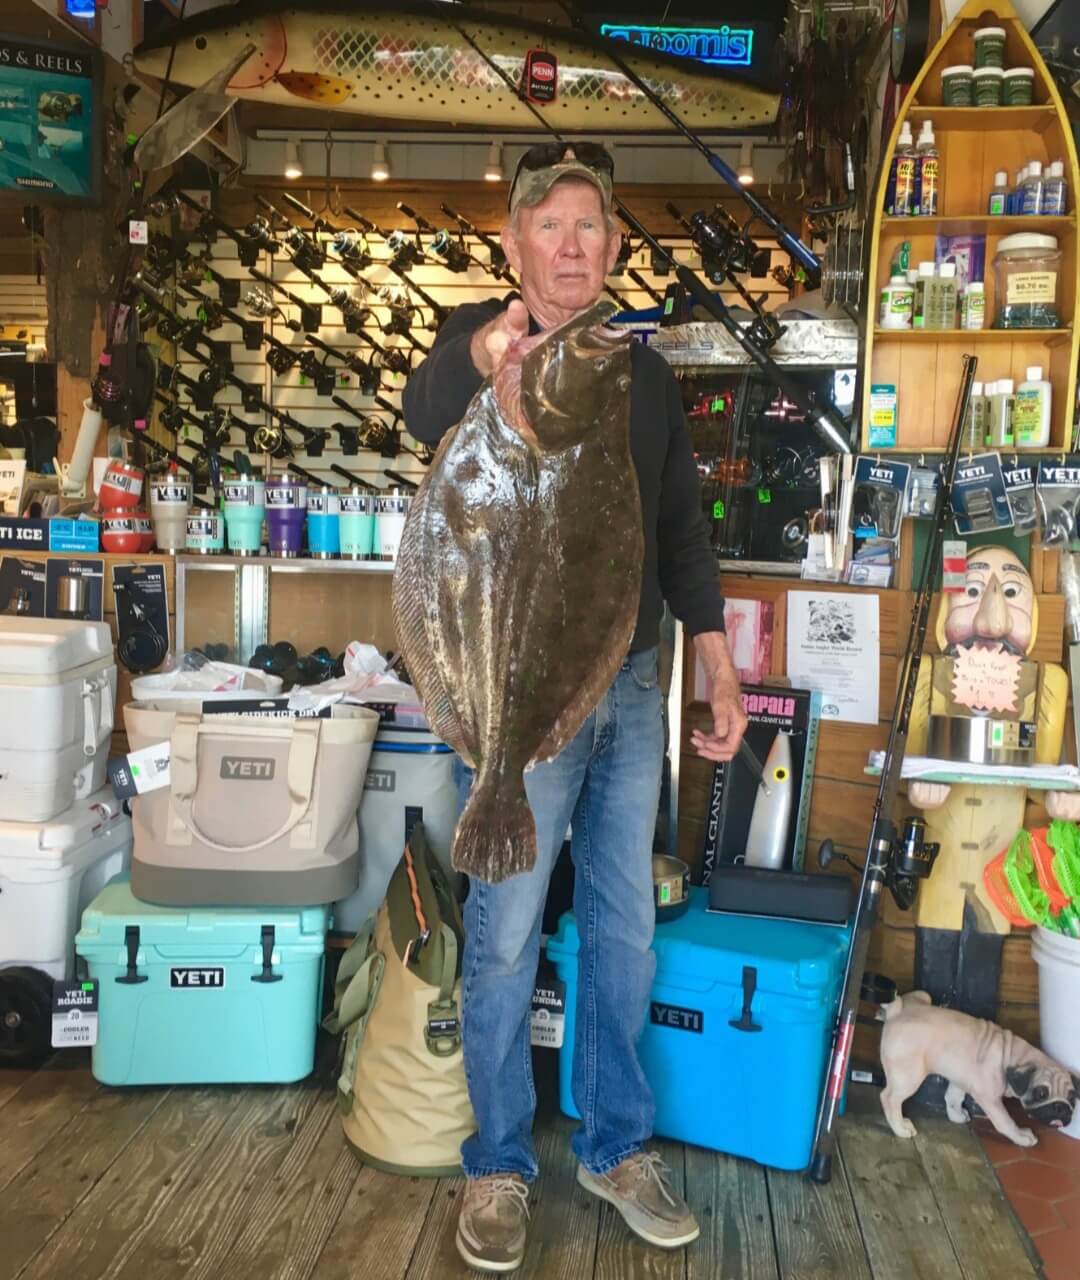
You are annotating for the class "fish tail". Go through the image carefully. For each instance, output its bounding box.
[451,772,537,884]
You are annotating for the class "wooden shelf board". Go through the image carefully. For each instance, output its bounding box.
[880,215,1075,234]
[861,445,1070,455]
[907,105,1060,131]
[872,328,1072,344]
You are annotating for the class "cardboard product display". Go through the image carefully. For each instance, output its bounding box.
[698,684,821,883]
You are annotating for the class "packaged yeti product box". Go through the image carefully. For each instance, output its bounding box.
[697,684,821,882]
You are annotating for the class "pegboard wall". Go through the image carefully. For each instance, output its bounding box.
[153,195,790,496]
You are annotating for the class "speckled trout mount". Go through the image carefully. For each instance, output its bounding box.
[392,303,642,883]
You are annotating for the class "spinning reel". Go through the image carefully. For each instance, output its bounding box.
[385,229,422,270]
[244,215,280,254]
[427,228,472,274]
[818,816,941,912]
[244,288,300,333]
[331,229,374,271]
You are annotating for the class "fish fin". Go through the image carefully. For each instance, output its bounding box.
[275,71,355,104]
[391,487,473,763]
[451,771,537,883]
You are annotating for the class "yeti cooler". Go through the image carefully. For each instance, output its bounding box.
[0,618,117,821]
[546,887,850,1170]
[75,875,328,1085]
[0,790,131,1063]
[333,726,457,933]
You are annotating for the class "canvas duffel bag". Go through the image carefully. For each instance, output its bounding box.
[124,702,379,907]
[325,822,474,1176]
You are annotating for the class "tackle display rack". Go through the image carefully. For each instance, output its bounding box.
[861,0,1079,454]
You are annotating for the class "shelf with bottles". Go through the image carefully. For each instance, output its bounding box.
[907,106,1059,132]
[872,328,1072,344]
[881,215,1074,235]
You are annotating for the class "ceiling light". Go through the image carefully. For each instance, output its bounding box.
[371,141,390,182]
[737,142,754,186]
[284,139,302,180]
[484,140,503,182]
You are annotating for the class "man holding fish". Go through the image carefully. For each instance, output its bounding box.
[403,143,745,1273]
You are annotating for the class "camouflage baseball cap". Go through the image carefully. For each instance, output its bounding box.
[508,142,615,217]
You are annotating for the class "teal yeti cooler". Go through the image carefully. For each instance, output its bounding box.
[546,887,849,1170]
[76,875,327,1086]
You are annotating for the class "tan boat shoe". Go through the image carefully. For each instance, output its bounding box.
[577,1150,700,1249]
[455,1173,530,1273]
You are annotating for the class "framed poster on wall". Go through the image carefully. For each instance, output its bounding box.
[0,33,102,204]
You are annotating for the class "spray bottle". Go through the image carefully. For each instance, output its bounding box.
[914,121,940,216]
[886,123,916,216]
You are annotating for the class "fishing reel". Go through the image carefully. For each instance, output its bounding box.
[333,423,361,456]
[381,299,419,339]
[328,287,372,334]
[251,422,289,458]
[281,225,324,274]
[297,349,337,397]
[358,415,399,457]
[265,339,300,377]
[331,229,374,271]
[427,229,471,274]
[156,397,185,436]
[202,406,235,449]
[386,229,422,270]
[245,215,280,255]
[689,207,758,278]
[244,288,300,333]
[818,816,941,912]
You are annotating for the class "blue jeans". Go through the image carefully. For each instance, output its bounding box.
[457,647,664,1181]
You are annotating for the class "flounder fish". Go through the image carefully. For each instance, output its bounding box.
[392,303,642,883]
[132,0,779,132]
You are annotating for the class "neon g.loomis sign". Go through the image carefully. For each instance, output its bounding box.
[599,23,754,67]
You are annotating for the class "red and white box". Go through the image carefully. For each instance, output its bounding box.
[694,598,774,700]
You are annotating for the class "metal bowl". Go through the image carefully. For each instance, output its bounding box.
[652,854,690,924]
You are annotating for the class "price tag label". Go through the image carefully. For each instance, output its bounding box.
[51,980,99,1048]
[128,220,148,245]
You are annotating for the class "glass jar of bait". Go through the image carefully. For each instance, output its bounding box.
[992,233,1061,329]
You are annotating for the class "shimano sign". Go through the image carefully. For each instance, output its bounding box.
[600,23,754,67]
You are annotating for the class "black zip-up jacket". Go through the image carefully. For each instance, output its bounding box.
[401,296,725,652]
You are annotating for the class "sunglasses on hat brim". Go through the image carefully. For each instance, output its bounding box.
[509,142,614,201]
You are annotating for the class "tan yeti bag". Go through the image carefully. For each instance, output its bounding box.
[124,702,379,907]
[325,823,475,1176]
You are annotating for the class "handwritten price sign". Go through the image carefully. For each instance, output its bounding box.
[951,646,1022,714]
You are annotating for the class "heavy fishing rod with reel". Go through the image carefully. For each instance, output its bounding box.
[443,21,852,456]
[809,354,978,1185]
[439,204,517,286]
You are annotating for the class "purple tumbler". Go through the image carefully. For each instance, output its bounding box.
[265,473,308,558]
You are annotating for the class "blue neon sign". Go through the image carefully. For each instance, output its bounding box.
[599,23,754,67]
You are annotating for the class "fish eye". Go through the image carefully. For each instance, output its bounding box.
[195,36,207,50]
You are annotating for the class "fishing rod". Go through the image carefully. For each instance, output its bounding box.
[248,267,323,334]
[278,191,368,284]
[254,194,326,277]
[305,333,382,393]
[809,355,977,1184]
[384,468,418,492]
[244,286,301,333]
[343,206,450,326]
[374,288,434,351]
[553,0,819,276]
[445,21,851,454]
[331,463,378,491]
[329,226,375,273]
[172,186,278,268]
[178,281,265,351]
[439,203,517,285]
[397,203,474,275]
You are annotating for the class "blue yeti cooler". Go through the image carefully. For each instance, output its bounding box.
[546,887,849,1170]
[75,875,327,1086]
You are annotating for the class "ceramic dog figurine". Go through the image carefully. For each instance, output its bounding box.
[879,991,1079,1147]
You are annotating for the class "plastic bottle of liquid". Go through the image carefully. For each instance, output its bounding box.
[914,121,940,216]
[1008,167,1026,215]
[961,281,985,330]
[912,261,936,329]
[987,170,1009,216]
[926,262,958,330]
[1022,161,1045,215]
[963,381,987,449]
[878,271,915,328]
[887,122,916,216]
[1042,161,1068,216]
[1013,366,1052,447]
[989,379,1015,447]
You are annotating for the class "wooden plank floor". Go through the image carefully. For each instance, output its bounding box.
[0,1051,1043,1280]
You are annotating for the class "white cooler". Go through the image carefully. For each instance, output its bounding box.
[0,787,131,1062]
[0,618,117,821]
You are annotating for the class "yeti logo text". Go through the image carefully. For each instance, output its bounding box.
[170,967,225,988]
[959,466,988,480]
[365,768,396,793]
[1043,468,1080,483]
[1004,468,1032,486]
[869,467,896,483]
[650,1001,704,1033]
[219,756,276,781]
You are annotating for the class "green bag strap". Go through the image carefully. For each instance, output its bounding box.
[322,917,376,1035]
[321,917,386,1112]
[425,922,462,1059]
